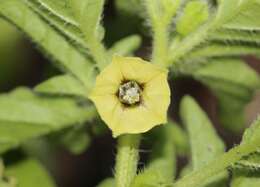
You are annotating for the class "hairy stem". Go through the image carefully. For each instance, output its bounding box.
[115,134,141,187]
[152,24,169,67]
[169,23,212,65]
[172,137,260,187]
[144,0,181,68]
[168,9,222,66]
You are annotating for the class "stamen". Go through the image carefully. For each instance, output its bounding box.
[118,81,142,105]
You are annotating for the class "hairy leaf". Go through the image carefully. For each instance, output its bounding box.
[108,35,141,56]
[242,116,260,143]
[0,0,95,89]
[188,44,260,60]
[169,0,260,68]
[176,1,209,36]
[180,96,226,186]
[221,0,260,31]
[210,29,260,43]
[193,59,260,131]
[215,0,252,27]
[172,118,260,187]
[25,0,88,50]
[231,170,260,187]
[233,152,260,172]
[67,0,108,68]
[35,74,88,98]
[68,0,104,40]
[230,117,260,186]
[30,0,77,25]
[180,96,225,170]
[232,117,260,170]
[0,88,96,154]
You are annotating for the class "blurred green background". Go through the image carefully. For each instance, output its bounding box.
[1,1,260,186]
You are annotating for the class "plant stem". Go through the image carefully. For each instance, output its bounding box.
[152,24,169,67]
[115,134,141,187]
[172,137,260,187]
[169,23,211,65]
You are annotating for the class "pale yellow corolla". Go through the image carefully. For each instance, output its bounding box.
[89,56,171,137]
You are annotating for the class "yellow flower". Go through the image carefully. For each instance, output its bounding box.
[89,56,171,137]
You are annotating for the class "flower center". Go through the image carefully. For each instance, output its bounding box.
[118,81,142,105]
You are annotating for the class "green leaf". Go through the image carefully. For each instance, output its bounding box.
[194,59,260,96]
[232,118,260,170]
[230,117,260,187]
[68,0,108,68]
[0,88,96,154]
[242,116,260,143]
[68,0,105,40]
[233,152,260,172]
[214,0,252,27]
[169,0,260,68]
[0,0,95,89]
[176,1,209,36]
[172,118,260,187]
[180,96,225,170]
[51,125,91,155]
[180,96,227,187]
[25,0,88,51]
[5,159,55,187]
[169,0,260,67]
[30,0,77,25]
[210,29,260,43]
[108,35,141,56]
[221,0,260,31]
[233,117,260,171]
[231,170,260,187]
[35,74,88,98]
[193,59,260,132]
[188,44,260,60]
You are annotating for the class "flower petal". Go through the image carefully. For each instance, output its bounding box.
[144,72,171,96]
[89,59,123,97]
[90,56,171,137]
[142,94,170,122]
[90,84,118,96]
[112,105,165,137]
[114,56,166,84]
[95,59,123,86]
[90,94,120,130]
[142,73,171,122]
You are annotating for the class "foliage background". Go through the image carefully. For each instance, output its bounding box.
[0,0,260,186]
